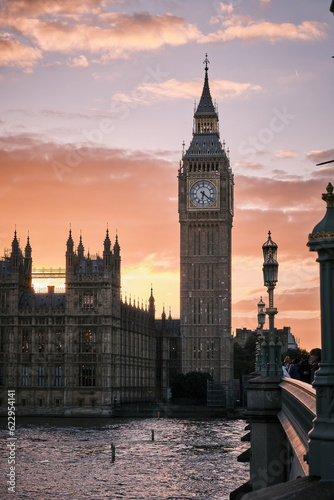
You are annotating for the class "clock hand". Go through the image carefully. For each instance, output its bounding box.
[201,190,214,202]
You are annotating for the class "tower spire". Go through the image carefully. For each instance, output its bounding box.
[204,53,210,73]
[194,53,216,120]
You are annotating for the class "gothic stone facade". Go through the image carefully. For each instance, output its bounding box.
[178,59,234,382]
[0,230,181,416]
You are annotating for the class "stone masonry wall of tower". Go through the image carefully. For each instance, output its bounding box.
[178,56,234,383]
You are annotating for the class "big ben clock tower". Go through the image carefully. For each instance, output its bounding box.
[178,55,234,383]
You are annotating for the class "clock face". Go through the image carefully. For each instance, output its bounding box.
[190,180,217,207]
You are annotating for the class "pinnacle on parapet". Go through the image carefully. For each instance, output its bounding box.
[25,235,32,257]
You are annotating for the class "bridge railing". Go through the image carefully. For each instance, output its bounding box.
[278,377,316,479]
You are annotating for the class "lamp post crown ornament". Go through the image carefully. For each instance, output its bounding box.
[309,182,334,241]
[262,230,278,260]
[322,182,334,207]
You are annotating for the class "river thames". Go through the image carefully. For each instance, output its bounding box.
[0,417,249,499]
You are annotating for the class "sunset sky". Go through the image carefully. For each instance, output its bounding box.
[1,0,333,351]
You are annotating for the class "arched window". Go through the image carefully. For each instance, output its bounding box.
[83,292,94,309]
[80,329,96,353]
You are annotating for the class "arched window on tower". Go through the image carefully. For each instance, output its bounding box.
[22,329,29,352]
[38,331,45,352]
[83,292,94,309]
[80,329,96,353]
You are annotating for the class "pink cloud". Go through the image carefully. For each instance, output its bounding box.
[0,33,42,68]
[200,15,328,44]
[67,54,89,68]
[275,150,297,159]
[1,0,111,18]
[306,149,334,164]
[2,12,200,61]
[111,77,262,105]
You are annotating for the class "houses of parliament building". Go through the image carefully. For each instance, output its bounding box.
[0,57,234,415]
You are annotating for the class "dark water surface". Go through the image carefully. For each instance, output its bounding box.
[1,417,249,499]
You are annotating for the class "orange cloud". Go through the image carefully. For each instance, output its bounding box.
[230,172,329,350]
[1,0,111,18]
[2,12,200,62]
[0,136,329,350]
[0,33,42,68]
[0,138,178,266]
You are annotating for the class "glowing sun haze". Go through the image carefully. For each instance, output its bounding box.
[0,0,333,351]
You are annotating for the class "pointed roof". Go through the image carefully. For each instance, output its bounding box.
[78,234,84,249]
[12,229,19,250]
[66,228,74,250]
[104,227,111,252]
[113,232,120,255]
[194,54,217,118]
[25,235,32,256]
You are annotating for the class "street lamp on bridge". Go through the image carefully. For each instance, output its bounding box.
[261,231,282,377]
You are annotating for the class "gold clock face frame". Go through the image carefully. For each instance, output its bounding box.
[188,179,219,209]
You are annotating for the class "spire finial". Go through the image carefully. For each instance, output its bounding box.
[204,53,210,73]
[322,182,334,208]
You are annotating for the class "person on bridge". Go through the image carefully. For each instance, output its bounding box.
[298,357,311,383]
[309,348,321,384]
[288,358,300,380]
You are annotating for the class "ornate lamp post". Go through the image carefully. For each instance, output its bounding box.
[244,233,286,491]
[262,231,281,376]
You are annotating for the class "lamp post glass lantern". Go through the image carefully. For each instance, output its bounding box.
[262,230,278,287]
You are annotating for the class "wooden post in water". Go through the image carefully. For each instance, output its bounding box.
[111,443,115,463]
[151,429,155,441]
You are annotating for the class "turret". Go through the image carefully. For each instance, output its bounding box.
[113,233,121,273]
[149,287,155,318]
[66,228,74,277]
[113,233,120,257]
[77,233,84,260]
[24,235,32,289]
[103,228,112,269]
[10,229,21,272]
